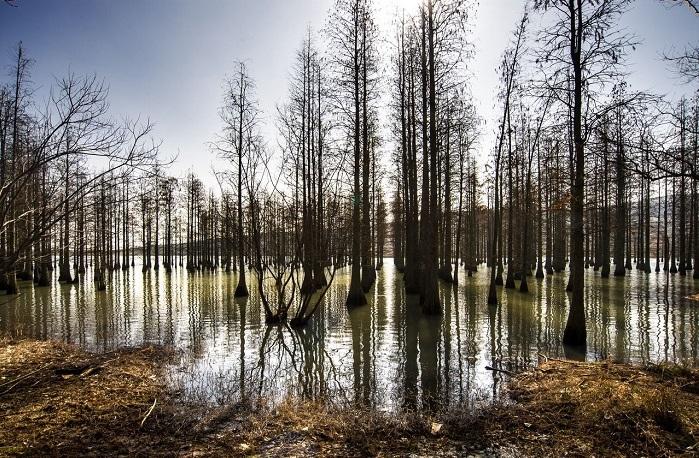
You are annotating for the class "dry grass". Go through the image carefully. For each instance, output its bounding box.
[0,339,194,456]
[465,357,699,457]
[1,339,697,457]
[200,399,468,457]
[127,357,699,456]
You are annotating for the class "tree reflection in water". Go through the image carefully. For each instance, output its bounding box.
[0,260,697,412]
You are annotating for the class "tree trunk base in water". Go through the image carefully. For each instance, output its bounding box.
[505,272,515,289]
[361,266,376,292]
[562,325,586,348]
[404,266,420,294]
[405,284,421,295]
[290,314,314,327]
[345,289,367,308]
[562,343,586,360]
[58,265,72,283]
[300,285,317,295]
[5,274,19,295]
[300,277,317,295]
[438,265,454,283]
[314,265,327,288]
[420,293,441,315]
[519,277,529,293]
[266,312,288,325]
[234,283,249,298]
[36,266,50,287]
[94,269,105,290]
[487,283,497,306]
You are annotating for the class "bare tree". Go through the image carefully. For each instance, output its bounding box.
[534,0,635,348]
[217,61,261,298]
[0,44,160,294]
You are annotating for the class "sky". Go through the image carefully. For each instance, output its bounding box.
[0,0,697,184]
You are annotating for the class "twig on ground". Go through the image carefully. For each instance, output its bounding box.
[140,398,157,428]
[0,364,48,389]
[486,366,513,376]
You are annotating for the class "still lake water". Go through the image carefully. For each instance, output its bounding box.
[1,260,697,411]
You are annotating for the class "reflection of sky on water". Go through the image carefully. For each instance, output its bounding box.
[1,260,697,412]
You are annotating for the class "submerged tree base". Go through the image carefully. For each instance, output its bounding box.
[345,289,367,308]
[1,339,697,457]
[4,274,18,295]
[234,283,249,298]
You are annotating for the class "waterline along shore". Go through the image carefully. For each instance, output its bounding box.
[1,338,697,456]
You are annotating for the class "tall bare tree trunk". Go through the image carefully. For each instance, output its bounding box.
[563,0,586,348]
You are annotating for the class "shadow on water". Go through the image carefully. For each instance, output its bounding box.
[0,257,697,411]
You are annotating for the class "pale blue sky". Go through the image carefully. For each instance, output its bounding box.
[1,0,697,182]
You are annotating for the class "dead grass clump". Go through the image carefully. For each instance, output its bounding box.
[203,398,466,457]
[0,339,191,456]
[490,358,699,457]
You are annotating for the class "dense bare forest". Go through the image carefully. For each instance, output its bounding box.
[2,0,697,340]
[1,0,698,456]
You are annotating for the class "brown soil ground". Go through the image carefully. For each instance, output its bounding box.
[1,339,697,457]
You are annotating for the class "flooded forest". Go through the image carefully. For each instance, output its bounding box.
[1,0,698,456]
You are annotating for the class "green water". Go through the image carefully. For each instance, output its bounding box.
[1,260,697,410]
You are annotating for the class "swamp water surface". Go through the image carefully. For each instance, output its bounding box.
[1,260,697,411]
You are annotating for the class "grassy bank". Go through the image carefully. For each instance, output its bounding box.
[1,339,697,457]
